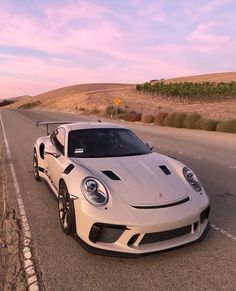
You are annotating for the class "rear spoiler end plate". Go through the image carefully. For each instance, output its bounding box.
[36,120,76,135]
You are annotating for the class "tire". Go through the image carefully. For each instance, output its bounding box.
[58,181,76,235]
[33,149,41,181]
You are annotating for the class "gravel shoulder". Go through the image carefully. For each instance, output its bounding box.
[0,148,26,291]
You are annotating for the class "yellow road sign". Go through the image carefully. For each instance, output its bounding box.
[113,96,121,105]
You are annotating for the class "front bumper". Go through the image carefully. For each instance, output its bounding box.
[73,194,210,255]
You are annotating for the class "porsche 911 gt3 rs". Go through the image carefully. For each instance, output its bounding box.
[33,121,210,256]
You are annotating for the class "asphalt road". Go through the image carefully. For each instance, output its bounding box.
[0,109,235,291]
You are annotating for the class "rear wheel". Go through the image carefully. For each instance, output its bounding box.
[33,149,41,181]
[58,181,76,235]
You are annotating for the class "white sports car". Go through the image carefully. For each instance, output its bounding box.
[33,121,210,256]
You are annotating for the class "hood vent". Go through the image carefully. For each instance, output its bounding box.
[159,165,171,175]
[102,170,121,180]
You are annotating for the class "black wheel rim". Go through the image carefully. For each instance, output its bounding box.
[58,186,70,230]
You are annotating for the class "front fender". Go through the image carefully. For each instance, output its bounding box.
[61,164,89,199]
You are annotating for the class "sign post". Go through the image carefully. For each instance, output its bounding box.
[113,96,121,119]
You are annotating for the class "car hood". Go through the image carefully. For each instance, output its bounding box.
[72,153,188,206]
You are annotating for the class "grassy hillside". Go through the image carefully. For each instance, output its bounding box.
[7,72,236,120]
[165,72,236,83]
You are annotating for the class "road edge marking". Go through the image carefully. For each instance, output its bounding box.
[211,224,236,242]
[0,112,40,291]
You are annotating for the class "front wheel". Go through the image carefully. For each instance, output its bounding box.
[58,181,76,235]
[33,149,41,181]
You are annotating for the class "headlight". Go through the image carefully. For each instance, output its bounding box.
[81,177,108,206]
[183,167,202,192]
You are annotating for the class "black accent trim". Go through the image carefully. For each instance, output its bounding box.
[89,223,126,243]
[44,151,60,158]
[131,196,190,209]
[38,167,45,173]
[89,225,101,243]
[102,170,121,180]
[39,143,45,160]
[200,206,210,223]
[63,164,75,175]
[73,222,211,258]
[93,223,128,230]
[140,225,192,244]
[128,234,140,245]
[159,165,171,175]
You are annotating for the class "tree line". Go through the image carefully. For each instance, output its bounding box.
[136,81,236,102]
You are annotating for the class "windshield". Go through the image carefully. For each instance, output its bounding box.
[68,128,150,158]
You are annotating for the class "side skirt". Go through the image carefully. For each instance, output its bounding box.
[39,171,59,197]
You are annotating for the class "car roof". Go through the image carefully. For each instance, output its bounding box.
[63,122,126,131]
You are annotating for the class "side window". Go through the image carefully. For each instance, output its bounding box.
[51,128,66,155]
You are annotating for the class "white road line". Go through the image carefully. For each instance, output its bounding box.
[0,152,7,219]
[211,224,236,242]
[0,112,40,291]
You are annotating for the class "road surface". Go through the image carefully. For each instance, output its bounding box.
[0,109,235,291]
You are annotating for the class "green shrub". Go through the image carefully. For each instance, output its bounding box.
[195,118,219,131]
[195,118,205,130]
[154,112,168,125]
[183,113,202,129]
[18,100,41,109]
[126,111,142,122]
[0,99,14,107]
[175,112,187,128]
[165,112,187,128]
[77,106,85,111]
[126,111,136,121]
[136,112,142,121]
[118,111,142,122]
[164,112,177,127]
[90,108,100,115]
[142,114,154,123]
[118,113,126,120]
[105,105,124,116]
[216,120,236,133]
[105,105,116,116]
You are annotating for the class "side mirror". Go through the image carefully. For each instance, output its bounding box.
[45,144,60,158]
[146,141,154,152]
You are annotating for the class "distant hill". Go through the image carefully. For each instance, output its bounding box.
[165,72,236,83]
[6,73,236,121]
[35,83,131,100]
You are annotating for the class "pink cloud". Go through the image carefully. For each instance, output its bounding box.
[0,3,130,61]
[188,23,232,48]
[45,1,110,22]
[135,2,166,22]
[200,0,233,12]
[0,77,52,98]
[0,1,235,98]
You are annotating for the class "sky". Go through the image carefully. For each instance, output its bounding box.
[0,0,236,98]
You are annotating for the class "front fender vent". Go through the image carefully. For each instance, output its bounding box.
[102,170,121,180]
[63,164,74,175]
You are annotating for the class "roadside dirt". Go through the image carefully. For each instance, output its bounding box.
[0,149,26,290]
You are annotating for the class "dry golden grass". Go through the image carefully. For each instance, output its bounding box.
[165,72,236,83]
[7,73,236,120]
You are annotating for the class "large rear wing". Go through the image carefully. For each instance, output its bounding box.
[36,120,76,135]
